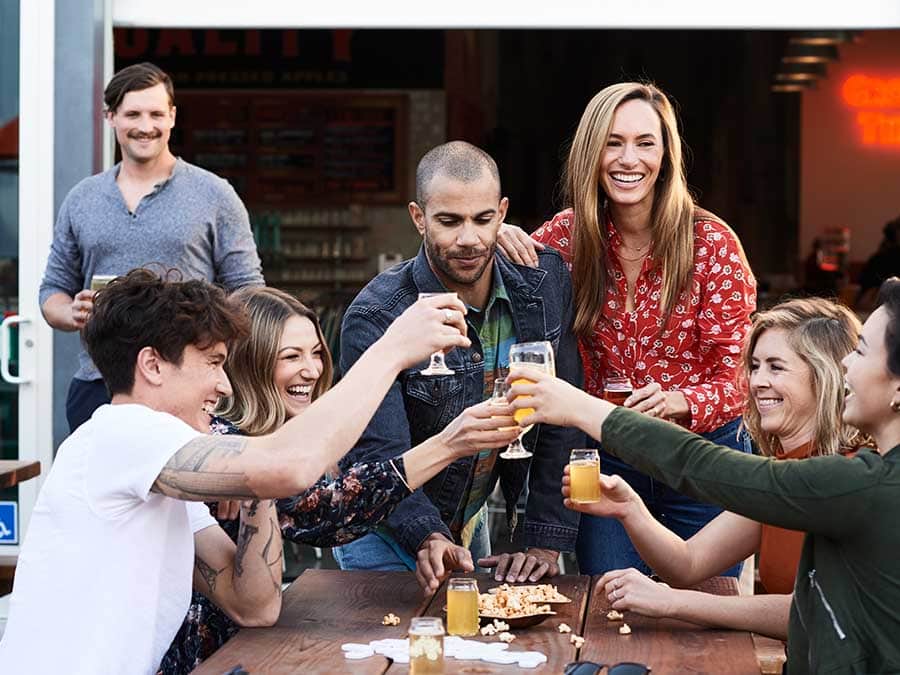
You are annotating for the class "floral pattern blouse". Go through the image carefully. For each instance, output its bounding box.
[157,417,412,675]
[533,209,756,433]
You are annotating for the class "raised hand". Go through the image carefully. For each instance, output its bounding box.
[416,533,474,594]
[561,465,639,520]
[383,293,471,370]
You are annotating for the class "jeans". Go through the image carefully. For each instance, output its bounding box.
[66,377,110,433]
[576,416,752,577]
[334,506,492,572]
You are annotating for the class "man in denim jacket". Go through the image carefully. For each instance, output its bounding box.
[334,141,583,592]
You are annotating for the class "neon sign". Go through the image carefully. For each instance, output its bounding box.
[842,75,900,147]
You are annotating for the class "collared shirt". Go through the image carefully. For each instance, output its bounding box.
[533,208,756,433]
[450,274,516,545]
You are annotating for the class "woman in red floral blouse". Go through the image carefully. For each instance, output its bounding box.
[498,81,757,576]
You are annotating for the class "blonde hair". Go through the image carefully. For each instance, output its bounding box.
[742,297,865,457]
[217,287,334,436]
[564,82,697,338]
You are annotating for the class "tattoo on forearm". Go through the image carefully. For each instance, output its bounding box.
[234,522,259,577]
[195,556,227,592]
[247,499,259,518]
[153,436,259,500]
[262,516,283,595]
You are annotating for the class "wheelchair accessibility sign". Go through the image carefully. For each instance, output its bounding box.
[0,501,18,544]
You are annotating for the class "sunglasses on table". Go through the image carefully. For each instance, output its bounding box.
[564,661,651,675]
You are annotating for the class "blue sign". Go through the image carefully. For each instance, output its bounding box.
[0,501,18,544]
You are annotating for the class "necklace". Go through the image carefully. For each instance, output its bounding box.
[617,249,650,263]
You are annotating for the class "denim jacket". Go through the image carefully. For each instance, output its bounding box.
[338,245,584,556]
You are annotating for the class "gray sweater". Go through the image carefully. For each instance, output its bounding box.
[40,158,264,380]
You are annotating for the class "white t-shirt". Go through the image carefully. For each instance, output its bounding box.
[0,404,217,675]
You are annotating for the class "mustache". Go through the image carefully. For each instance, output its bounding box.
[448,248,488,259]
[127,131,162,140]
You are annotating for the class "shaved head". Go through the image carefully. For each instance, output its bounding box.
[415,141,501,206]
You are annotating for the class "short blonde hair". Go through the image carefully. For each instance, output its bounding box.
[217,287,333,436]
[742,297,864,457]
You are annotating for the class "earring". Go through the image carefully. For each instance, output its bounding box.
[892,400,900,413]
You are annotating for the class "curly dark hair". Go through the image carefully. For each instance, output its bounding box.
[83,268,249,395]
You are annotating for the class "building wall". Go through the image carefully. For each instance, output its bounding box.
[800,29,900,266]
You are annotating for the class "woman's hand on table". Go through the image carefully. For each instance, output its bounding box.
[598,567,677,618]
[561,466,638,520]
[497,223,544,267]
[625,382,689,421]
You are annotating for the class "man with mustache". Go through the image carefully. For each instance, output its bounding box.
[39,62,263,432]
[335,141,583,592]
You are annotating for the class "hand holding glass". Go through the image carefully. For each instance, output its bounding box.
[418,292,458,376]
[569,449,601,503]
[501,341,556,460]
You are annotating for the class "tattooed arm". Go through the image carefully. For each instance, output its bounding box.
[192,499,283,627]
[150,296,473,502]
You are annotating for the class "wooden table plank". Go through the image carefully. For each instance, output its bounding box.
[193,569,433,675]
[580,576,761,675]
[0,460,40,489]
[385,573,591,673]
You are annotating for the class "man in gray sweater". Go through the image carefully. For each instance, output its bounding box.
[40,62,263,432]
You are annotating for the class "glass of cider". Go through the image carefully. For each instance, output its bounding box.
[603,375,633,406]
[569,448,602,503]
[446,577,479,636]
[409,616,445,675]
[90,274,117,292]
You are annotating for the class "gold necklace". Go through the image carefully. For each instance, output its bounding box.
[617,249,649,263]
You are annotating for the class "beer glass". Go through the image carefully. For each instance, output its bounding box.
[409,616,445,674]
[502,341,555,460]
[603,375,633,406]
[90,274,117,292]
[418,292,457,376]
[569,449,601,503]
[446,577,479,636]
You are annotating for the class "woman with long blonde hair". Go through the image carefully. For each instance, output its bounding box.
[497,81,756,575]
[558,297,866,640]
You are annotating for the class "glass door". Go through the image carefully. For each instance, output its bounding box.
[0,0,56,563]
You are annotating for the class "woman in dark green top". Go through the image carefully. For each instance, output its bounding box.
[507,277,900,674]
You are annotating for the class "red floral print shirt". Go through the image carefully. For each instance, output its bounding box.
[533,208,756,433]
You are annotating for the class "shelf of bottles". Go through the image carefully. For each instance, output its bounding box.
[253,207,373,297]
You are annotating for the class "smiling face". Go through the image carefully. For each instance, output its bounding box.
[106,83,175,165]
[749,328,817,451]
[160,342,233,433]
[273,315,325,421]
[599,98,665,213]
[410,169,509,290]
[842,307,900,444]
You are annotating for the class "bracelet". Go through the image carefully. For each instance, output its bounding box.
[388,458,412,494]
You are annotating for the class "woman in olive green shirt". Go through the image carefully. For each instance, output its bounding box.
[507,277,900,675]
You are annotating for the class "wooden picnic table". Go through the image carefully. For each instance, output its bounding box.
[0,460,40,489]
[581,575,761,674]
[193,569,762,674]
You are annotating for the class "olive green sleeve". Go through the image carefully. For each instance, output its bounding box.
[601,407,879,538]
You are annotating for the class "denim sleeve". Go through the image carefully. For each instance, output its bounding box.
[524,256,583,552]
[339,306,452,554]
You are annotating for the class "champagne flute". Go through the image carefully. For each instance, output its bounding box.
[418,292,457,376]
[501,341,556,460]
